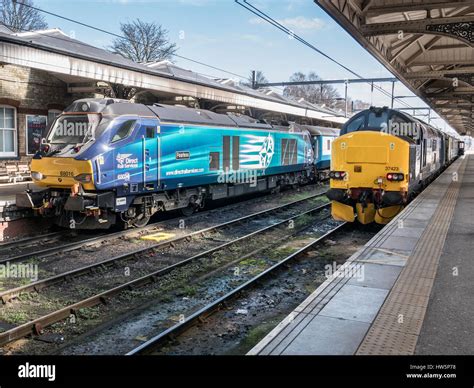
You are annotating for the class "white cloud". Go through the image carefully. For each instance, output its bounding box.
[249,16,326,31]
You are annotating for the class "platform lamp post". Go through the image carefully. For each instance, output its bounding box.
[391,81,396,109]
[344,79,349,118]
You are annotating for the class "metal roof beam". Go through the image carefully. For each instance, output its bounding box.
[411,59,474,66]
[406,36,442,66]
[256,77,397,88]
[364,2,474,17]
[405,67,474,78]
[361,16,474,45]
[435,103,474,108]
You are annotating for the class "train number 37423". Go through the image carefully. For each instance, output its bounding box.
[385,166,399,171]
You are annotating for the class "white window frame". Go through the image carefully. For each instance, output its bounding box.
[0,105,18,158]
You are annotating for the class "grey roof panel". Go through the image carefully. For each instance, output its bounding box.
[149,104,238,127]
[226,113,272,129]
[301,125,340,137]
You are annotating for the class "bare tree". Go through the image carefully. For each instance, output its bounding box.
[0,0,47,32]
[110,19,177,63]
[105,84,139,101]
[283,72,340,108]
[241,70,268,88]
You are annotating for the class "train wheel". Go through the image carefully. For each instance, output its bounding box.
[180,204,196,217]
[132,214,151,228]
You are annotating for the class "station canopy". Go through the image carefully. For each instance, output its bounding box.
[316,0,474,135]
[0,27,347,126]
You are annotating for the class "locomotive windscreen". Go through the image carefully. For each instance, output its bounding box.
[47,114,103,145]
[341,108,419,143]
[342,109,390,135]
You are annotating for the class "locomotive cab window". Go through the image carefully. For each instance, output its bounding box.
[344,113,365,133]
[367,110,389,130]
[111,120,136,143]
[48,114,100,145]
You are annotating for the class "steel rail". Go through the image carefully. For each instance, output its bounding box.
[0,190,327,265]
[0,194,327,303]
[126,221,348,355]
[0,203,331,346]
[0,232,64,252]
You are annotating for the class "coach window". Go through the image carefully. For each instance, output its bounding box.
[111,120,136,143]
[423,139,427,167]
[0,105,17,157]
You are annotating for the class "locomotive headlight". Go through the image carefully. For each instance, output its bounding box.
[386,173,404,182]
[74,173,93,183]
[31,171,45,180]
[329,171,347,180]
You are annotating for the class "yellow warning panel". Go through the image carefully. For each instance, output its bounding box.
[356,203,375,225]
[331,201,355,223]
[375,206,403,224]
[141,232,176,242]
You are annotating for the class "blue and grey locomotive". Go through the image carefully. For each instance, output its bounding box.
[17,98,330,229]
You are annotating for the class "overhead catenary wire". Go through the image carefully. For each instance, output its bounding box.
[235,0,416,110]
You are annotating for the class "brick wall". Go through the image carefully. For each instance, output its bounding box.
[0,64,90,167]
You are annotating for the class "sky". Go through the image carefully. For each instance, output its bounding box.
[33,0,454,133]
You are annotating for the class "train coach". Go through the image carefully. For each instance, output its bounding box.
[327,107,462,224]
[16,98,326,229]
[303,125,339,179]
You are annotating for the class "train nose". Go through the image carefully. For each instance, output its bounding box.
[30,157,95,190]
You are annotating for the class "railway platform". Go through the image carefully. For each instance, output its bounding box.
[0,182,48,241]
[249,152,473,355]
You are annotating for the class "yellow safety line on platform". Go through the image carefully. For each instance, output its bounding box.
[356,156,469,355]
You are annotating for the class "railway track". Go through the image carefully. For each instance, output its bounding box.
[126,221,347,355]
[0,232,63,251]
[0,194,331,347]
[0,190,328,296]
[0,185,328,266]
[0,231,110,264]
